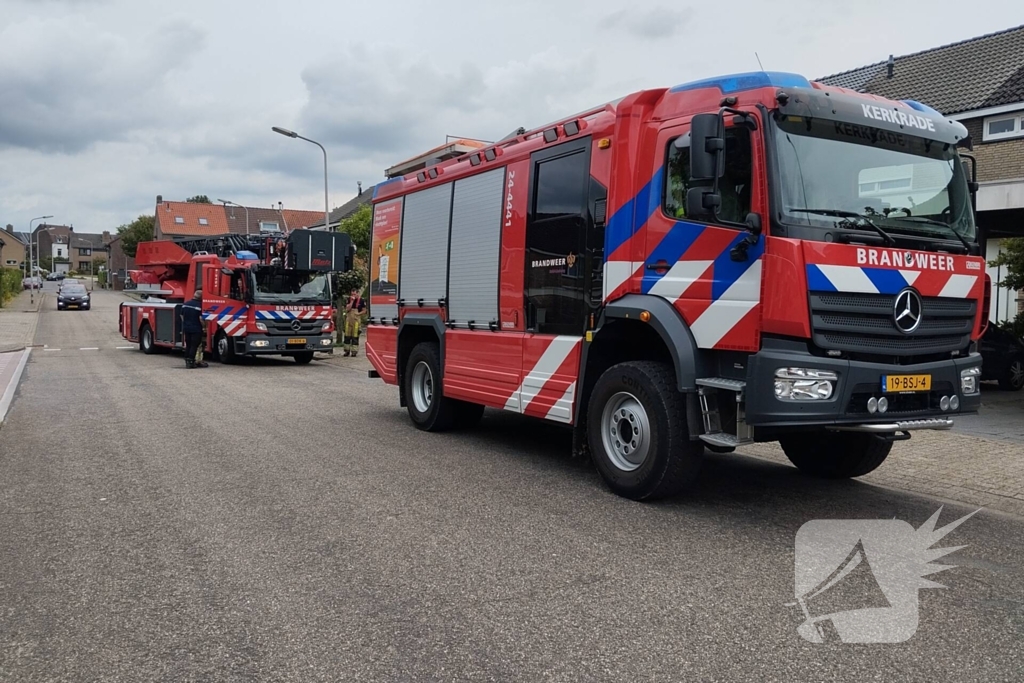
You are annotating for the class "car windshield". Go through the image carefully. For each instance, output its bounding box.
[62,286,86,295]
[250,268,331,304]
[772,113,976,242]
[62,279,79,286]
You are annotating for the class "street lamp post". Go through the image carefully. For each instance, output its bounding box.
[28,215,53,305]
[272,126,330,232]
[217,199,250,236]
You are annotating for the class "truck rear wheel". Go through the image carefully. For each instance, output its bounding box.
[140,324,155,355]
[587,361,702,501]
[404,341,457,432]
[779,432,893,478]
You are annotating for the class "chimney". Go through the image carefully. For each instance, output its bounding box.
[5,224,12,234]
[887,54,894,79]
[357,181,363,196]
[102,230,111,243]
[278,202,283,211]
[156,194,162,204]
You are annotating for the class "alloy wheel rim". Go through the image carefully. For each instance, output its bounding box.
[600,391,651,472]
[1012,361,1024,388]
[218,336,229,358]
[411,361,433,413]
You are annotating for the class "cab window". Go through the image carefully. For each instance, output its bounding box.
[664,127,753,224]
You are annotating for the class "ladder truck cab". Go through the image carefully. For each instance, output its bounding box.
[119,229,353,364]
[366,71,990,501]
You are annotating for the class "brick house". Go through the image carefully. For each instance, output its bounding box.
[1,225,27,270]
[28,223,110,275]
[819,24,1024,323]
[154,196,324,238]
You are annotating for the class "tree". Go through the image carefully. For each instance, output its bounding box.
[117,214,155,258]
[989,238,1024,291]
[92,254,107,271]
[337,204,371,256]
[186,195,212,204]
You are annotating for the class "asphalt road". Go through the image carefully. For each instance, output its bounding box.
[1,286,1022,682]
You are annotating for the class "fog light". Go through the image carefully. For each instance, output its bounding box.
[878,397,888,413]
[867,397,878,413]
[961,366,981,395]
[950,395,960,410]
[252,340,269,348]
[940,396,950,411]
[320,338,332,346]
[774,368,838,401]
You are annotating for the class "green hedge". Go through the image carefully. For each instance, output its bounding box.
[1,268,22,305]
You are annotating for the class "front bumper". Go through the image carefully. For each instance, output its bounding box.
[57,301,90,309]
[745,338,981,429]
[240,333,334,355]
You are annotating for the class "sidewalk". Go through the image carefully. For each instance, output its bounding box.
[0,289,43,353]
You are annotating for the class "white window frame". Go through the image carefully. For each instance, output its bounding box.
[982,111,1024,142]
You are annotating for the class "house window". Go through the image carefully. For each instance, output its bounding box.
[175,216,185,224]
[983,111,1024,141]
[5,259,16,266]
[198,218,208,225]
[260,221,280,232]
[57,248,63,257]
[80,248,91,256]
[79,261,90,271]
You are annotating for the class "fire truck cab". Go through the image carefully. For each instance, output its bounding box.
[120,229,353,364]
[367,71,988,500]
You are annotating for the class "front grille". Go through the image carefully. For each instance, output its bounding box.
[265,319,323,336]
[810,292,974,358]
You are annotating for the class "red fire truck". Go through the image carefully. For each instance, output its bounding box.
[119,229,352,364]
[366,71,989,500]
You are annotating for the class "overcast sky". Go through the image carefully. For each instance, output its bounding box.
[0,0,1020,234]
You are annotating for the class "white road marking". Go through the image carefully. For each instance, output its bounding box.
[0,349,32,424]
[44,348,61,351]
[115,346,135,350]
[79,347,99,351]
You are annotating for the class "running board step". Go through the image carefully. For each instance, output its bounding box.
[699,433,744,449]
[696,377,747,392]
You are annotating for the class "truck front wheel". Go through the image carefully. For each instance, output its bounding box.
[404,342,457,432]
[587,361,702,501]
[779,432,893,478]
[215,331,235,364]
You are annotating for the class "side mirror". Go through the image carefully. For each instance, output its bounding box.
[690,113,725,181]
[685,186,720,219]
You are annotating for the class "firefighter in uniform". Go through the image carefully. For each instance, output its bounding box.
[342,288,365,357]
[180,290,207,369]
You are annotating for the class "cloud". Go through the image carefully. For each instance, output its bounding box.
[0,16,205,153]
[599,6,691,39]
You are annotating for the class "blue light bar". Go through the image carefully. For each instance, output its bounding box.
[670,71,811,95]
[901,100,943,117]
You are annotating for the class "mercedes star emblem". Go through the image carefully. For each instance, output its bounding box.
[291,319,303,332]
[893,288,923,334]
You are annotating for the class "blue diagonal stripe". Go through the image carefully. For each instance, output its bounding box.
[710,234,764,301]
[805,265,838,292]
[862,268,910,295]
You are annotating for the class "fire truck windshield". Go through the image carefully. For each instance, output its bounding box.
[249,268,331,305]
[771,112,976,243]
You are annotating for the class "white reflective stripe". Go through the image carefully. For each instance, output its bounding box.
[544,381,576,423]
[646,260,713,301]
[899,270,921,286]
[938,274,977,298]
[602,261,643,300]
[689,262,762,348]
[815,264,879,293]
[504,336,581,413]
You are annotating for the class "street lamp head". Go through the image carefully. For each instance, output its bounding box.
[272,126,298,138]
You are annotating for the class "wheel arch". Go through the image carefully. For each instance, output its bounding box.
[397,313,446,408]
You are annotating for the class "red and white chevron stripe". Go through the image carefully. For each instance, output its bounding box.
[503,335,582,424]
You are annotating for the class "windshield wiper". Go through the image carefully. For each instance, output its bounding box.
[789,208,896,247]
[888,216,972,254]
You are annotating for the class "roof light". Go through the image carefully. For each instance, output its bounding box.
[483,148,497,161]
[428,168,439,179]
[543,128,558,143]
[564,120,580,136]
[470,154,481,167]
[417,172,427,183]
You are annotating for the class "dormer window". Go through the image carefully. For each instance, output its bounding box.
[199,218,208,225]
[260,221,280,232]
[175,216,185,224]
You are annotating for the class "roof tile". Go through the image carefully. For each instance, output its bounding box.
[155,201,230,236]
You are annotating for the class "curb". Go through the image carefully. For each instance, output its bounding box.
[0,348,31,426]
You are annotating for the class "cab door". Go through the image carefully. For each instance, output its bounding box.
[641,117,765,351]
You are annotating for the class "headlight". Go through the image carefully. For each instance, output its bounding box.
[255,322,267,332]
[774,368,838,401]
[322,321,332,332]
[960,366,981,395]
[252,340,269,348]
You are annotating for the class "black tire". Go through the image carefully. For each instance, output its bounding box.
[780,431,893,478]
[999,357,1024,391]
[215,330,235,364]
[294,351,314,364]
[140,324,155,355]
[404,341,457,431]
[587,361,702,501]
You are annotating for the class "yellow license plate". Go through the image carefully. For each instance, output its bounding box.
[68,305,78,309]
[883,374,931,392]
[287,338,307,345]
